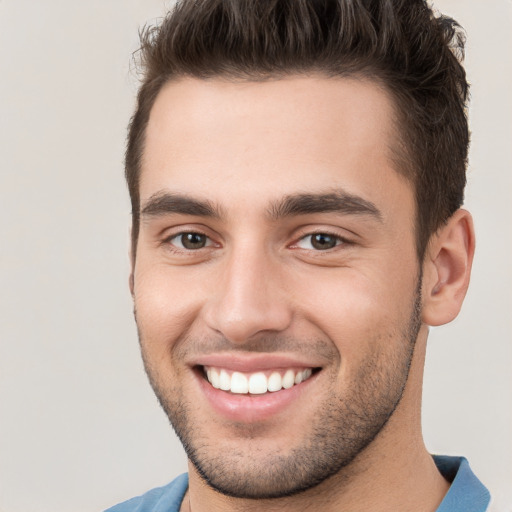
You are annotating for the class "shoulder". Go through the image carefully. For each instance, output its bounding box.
[104,473,189,512]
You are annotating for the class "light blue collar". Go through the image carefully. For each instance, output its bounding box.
[434,456,490,512]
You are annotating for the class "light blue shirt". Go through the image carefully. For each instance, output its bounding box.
[105,455,490,512]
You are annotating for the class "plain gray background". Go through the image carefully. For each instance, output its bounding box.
[0,1,510,511]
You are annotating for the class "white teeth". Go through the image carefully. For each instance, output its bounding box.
[205,367,314,394]
[230,372,249,394]
[210,368,220,389]
[282,369,295,389]
[248,372,267,394]
[267,372,282,392]
[219,369,231,391]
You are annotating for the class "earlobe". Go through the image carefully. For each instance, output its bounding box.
[421,209,475,326]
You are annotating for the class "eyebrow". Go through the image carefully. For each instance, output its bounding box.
[141,192,223,219]
[140,190,382,222]
[267,192,382,221]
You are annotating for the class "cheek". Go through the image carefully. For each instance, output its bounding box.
[133,264,207,353]
[292,268,414,365]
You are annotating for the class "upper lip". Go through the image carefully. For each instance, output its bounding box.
[190,353,324,373]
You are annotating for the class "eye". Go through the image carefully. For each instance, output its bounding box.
[167,232,213,250]
[295,233,343,251]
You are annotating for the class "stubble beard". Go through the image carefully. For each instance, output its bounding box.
[137,285,422,500]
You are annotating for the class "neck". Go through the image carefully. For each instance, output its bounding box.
[184,327,449,512]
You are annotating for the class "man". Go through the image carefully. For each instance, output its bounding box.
[106,0,498,510]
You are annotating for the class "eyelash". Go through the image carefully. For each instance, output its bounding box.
[163,231,214,251]
[292,231,352,252]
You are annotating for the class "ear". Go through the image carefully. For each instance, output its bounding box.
[421,209,475,326]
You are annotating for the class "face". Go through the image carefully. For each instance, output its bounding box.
[132,76,423,499]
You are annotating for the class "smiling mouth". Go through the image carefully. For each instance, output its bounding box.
[202,366,319,395]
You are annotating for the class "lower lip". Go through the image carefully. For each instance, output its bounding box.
[195,369,319,423]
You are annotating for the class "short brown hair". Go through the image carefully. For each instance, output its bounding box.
[126,0,469,259]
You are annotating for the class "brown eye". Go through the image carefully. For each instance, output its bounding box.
[180,233,207,249]
[168,232,212,250]
[296,233,342,251]
[310,233,338,250]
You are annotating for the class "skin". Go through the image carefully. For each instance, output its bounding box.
[131,76,475,511]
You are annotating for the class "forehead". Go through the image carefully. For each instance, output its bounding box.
[141,75,411,215]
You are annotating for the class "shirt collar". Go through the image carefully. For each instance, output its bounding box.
[434,455,490,512]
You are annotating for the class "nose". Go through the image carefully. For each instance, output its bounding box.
[202,244,293,344]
